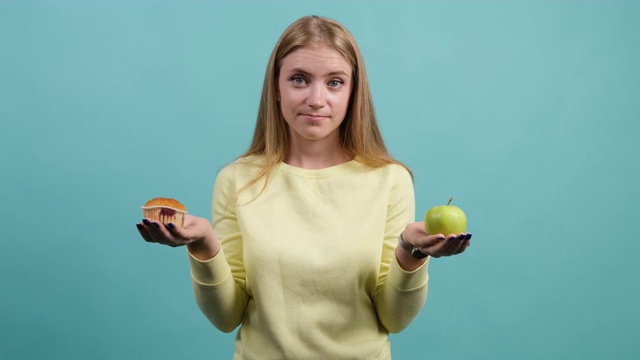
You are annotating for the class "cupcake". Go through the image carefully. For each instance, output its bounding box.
[141,197,187,226]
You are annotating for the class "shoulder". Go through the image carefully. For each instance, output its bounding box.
[354,158,412,183]
[386,162,412,179]
[384,163,413,191]
[216,155,265,182]
[343,160,414,200]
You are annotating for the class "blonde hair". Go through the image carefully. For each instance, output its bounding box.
[240,15,410,192]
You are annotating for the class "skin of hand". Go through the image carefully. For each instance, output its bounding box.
[396,221,472,271]
[136,214,220,260]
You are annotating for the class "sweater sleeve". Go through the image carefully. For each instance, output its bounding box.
[373,166,429,333]
[187,165,249,333]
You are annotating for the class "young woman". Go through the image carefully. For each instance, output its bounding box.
[137,15,471,359]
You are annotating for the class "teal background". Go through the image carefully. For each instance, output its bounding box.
[1,0,638,359]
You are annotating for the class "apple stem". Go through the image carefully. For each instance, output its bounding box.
[447,197,453,206]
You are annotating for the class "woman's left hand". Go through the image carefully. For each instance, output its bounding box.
[402,221,472,259]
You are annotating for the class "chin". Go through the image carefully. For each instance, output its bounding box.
[291,126,340,143]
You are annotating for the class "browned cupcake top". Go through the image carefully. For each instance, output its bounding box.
[143,197,187,211]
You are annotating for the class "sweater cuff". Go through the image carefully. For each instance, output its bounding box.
[187,246,230,286]
[388,256,429,291]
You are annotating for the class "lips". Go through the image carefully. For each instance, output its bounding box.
[300,114,328,120]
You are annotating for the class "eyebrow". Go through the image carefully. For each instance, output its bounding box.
[287,67,350,77]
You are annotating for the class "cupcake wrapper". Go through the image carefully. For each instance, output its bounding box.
[142,206,186,226]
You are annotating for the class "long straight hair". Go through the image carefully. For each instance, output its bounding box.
[240,15,410,193]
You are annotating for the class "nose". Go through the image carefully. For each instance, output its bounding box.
[306,84,326,109]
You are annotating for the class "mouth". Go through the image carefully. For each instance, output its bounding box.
[300,114,328,120]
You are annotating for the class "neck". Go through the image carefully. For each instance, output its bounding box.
[285,137,350,170]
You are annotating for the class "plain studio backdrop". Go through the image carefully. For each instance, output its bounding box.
[1,0,638,359]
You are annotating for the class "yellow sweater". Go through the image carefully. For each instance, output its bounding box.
[188,156,429,359]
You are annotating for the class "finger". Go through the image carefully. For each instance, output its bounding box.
[142,219,176,245]
[161,220,203,247]
[440,234,464,255]
[417,236,450,257]
[162,223,193,247]
[463,233,472,250]
[439,233,470,256]
[166,222,194,240]
[452,233,472,255]
[136,223,156,243]
[454,239,470,254]
[415,234,445,248]
[141,219,166,243]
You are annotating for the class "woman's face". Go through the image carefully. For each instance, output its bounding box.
[277,44,352,148]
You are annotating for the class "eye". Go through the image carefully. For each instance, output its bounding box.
[328,79,344,88]
[291,75,306,86]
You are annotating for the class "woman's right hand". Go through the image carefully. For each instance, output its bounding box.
[136,214,220,260]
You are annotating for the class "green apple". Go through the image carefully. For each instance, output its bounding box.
[424,197,467,235]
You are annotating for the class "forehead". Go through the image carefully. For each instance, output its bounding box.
[280,45,351,74]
